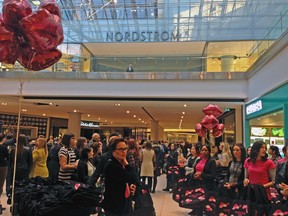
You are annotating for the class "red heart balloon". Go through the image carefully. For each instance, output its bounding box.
[19,8,63,51]
[202,104,223,118]
[212,124,224,137]
[201,115,219,131]
[17,44,62,70]
[0,20,21,64]
[195,123,207,137]
[2,0,32,29]
[39,0,61,17]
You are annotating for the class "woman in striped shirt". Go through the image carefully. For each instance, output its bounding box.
[58,133,77,181]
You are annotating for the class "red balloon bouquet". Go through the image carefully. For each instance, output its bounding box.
[212,124,224,138]
[0,0,63,70]
[202,104,223,118]
[200,115,219,131]
[195,104,225,138]
[195,123,207,137]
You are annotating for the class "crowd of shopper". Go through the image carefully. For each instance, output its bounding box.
[1,131,288,215]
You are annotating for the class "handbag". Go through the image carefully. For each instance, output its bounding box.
[179,184,207,209]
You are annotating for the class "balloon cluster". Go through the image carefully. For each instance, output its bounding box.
[0,0,63,71]
[195,104,225,138]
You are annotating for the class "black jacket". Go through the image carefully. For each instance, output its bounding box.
[103,156,137,215]
[88,151,112,185]
[195,157,217,191]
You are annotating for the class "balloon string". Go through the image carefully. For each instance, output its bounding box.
[11,81,23,214]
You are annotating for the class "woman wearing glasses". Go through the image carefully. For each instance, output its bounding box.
[103,138,137,216]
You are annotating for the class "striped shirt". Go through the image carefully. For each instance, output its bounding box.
[58,147,76,181]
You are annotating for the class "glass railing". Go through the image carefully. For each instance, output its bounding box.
[0,70,247,80]
[248,7,288,65]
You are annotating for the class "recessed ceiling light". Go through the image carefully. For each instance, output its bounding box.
[87,114,90,117]
[126,110,130,113]
[133,115,136,118]
[184,104,187,107]
[273,113,277,116]
[49,103,53,105]
[43,114,46,116]
[1,103,7,105]
[22,109,27,112]
[73,110,77,112]
[182,112,185,114]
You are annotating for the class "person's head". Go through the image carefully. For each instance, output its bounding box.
[250,141,268,162]
[169,143,175,151]
[220,142,230,153]
[247,147,252,157]
[232,143,246,163]
[127,138,138,151]
[191,143,201,157]
[76,137,88,150]
[37,137,47,149]
[61,133,76,148]
[80,147,94,161]
[201,144,211,159]
[92,133,100,142]
[213,145,219,154]
[110,138,127,161]
[18,134,28,146]
[282,146,288,159]
[144,141,153,150]
[91,142,102,155]
[268,146,281,158]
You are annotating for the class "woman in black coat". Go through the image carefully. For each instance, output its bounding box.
[77,147,95,183]
[103,138,137,216]
[193,144,217,191]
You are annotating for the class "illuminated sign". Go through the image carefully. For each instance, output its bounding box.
[251,127,268,136]
[271,128,284,137]
[106,31,180,42]
[246,100,262,115]
[80,121,99,128]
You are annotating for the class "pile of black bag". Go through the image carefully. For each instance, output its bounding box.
[12,177,102,216]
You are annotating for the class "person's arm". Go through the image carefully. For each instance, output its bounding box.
[263,168,276,188]
[59,154,76,170]
[77,160,87,183]
[243,168,249,186]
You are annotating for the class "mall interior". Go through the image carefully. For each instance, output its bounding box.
[0,0,288,215]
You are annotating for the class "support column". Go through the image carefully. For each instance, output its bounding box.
[158,126,164,141]
[68,112,81,139]
[150,120,159,141]
[235,107,243,144]
[221,55,235,72]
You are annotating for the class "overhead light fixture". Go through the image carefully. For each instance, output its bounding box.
[31,0,40,6]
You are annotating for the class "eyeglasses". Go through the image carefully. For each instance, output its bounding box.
[115,147,128,152]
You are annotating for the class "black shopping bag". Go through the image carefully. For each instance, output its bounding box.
[179,185,207,209]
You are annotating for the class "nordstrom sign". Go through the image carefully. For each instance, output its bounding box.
[106,31,180,42]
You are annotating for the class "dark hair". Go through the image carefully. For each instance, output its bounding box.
[191,143,201,155]
[144,141,153,150]
[282,145,288,155]
[61,133,75,148]
[17,134,28,156]
[201,144,211,158]
[232,143,246,163]
[249,141,267,163]
[76,137,87,150]
[269,145,282,158]
[109,132,121,139]
[80,147,93,161]
[110,138,125,152]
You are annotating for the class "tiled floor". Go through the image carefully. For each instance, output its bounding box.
[0,174,190,216]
